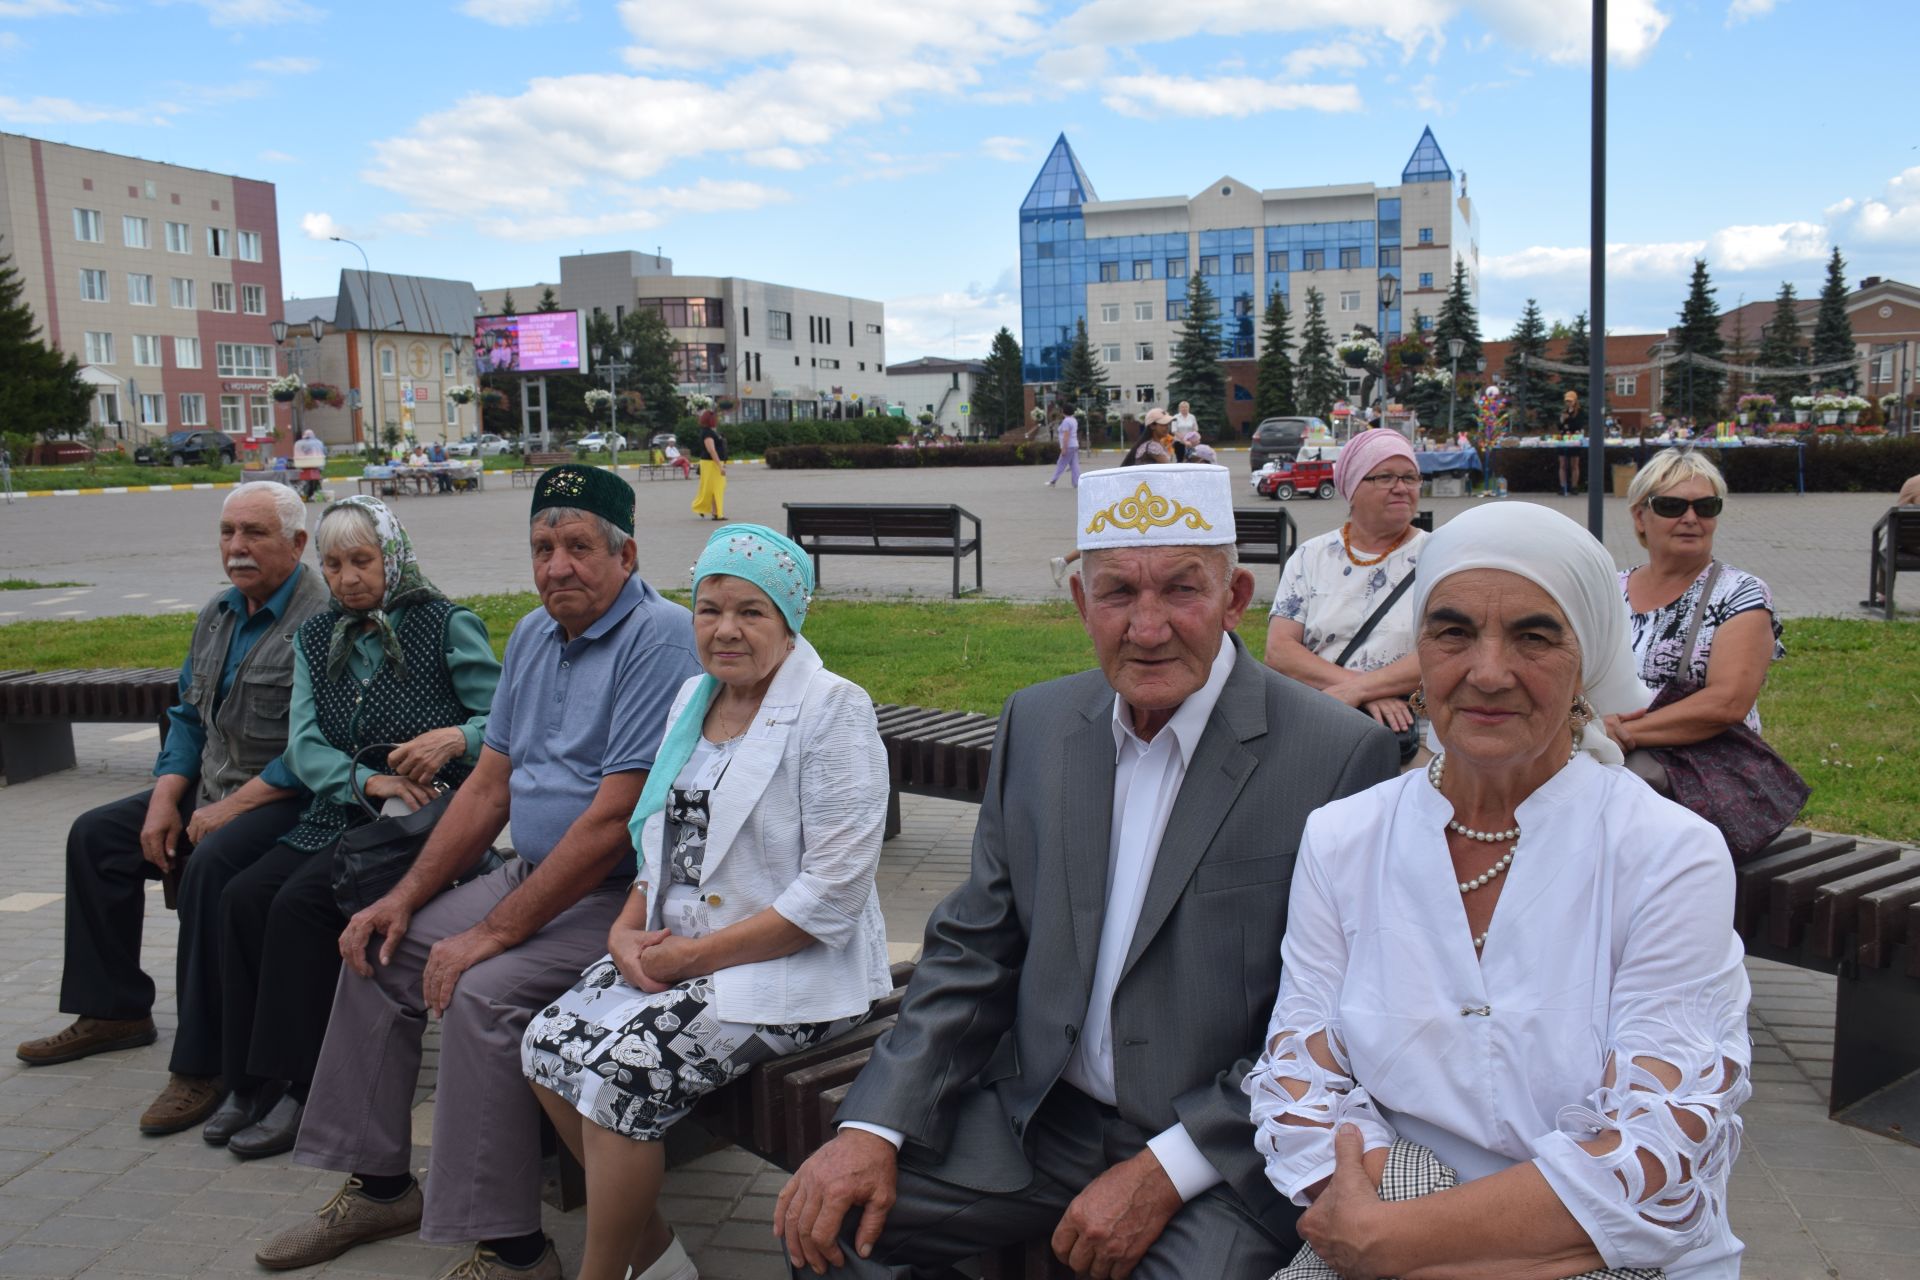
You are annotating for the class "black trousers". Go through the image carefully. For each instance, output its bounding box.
[60,789,306,1077]
[219,841,344,1092]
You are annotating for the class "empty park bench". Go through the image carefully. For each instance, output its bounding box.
[785,503,983,598]
[511,451,573,486]
[1234,509,1429,572]
[1864,505,1920,619]
[0,667,176,787]
[1733,827,1920,1145]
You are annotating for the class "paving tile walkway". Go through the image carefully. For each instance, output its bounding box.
[1,726,1917,1277]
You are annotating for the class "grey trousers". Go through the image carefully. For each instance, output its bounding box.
[805,1085,1296,1279]
[293,859,626,1244]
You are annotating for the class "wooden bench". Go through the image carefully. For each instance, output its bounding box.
[873,702,999,838]
[1233,506,1298,566]
[512,451,573,487]
[1864,505,1920,619]
[785,503,983,598]
[0,668,177,786]
[1733,827,1920,1145]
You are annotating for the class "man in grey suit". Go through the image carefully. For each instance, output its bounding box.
[777,463,1398,1278]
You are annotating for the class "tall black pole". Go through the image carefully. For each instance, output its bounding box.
[1588,0,1608,535]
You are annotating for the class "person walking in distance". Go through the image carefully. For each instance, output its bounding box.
[1047,406,1081,489]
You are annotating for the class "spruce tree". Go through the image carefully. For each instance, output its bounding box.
[1557,312,1590,400]
[1809,246,1855,394]
[1754,282,1808,404]
[1294,288,1342,419]
[1253,288,1295,421]
[615,306,682,433]
[501,290,518,316]
[1661,259,1726,420]
[536,286,560,313]
[0,237,91,441]
[1432,259,1482,368]
[1501,299,1552,430]
[976,327,1024,435]
[1056,316,1106,420]
[1166,273,1227,436]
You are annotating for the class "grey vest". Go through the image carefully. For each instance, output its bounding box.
[185,563,330,804]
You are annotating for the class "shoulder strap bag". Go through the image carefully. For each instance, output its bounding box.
[330,742,504,916]
[1336,571,1420,764]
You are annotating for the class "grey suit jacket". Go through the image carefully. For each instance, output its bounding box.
[838,639,1399,1237]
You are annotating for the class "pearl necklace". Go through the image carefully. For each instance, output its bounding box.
[1340,522,1409,568]
[1428,741,1579,950]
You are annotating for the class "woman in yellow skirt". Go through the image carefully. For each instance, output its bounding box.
[691,409,728,520]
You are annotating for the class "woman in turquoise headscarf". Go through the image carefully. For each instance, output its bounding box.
[522,523,891,1280]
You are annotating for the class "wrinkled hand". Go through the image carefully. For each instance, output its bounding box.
[1322,678,1371,710]
[1299,1126,1390,1280]
[1604,707,1647,753]
[637,933,708,989]
[363,772,435,810]
[185,794,245,845]
[1362,698,1414,733]
[774,1128,898,1274]
[139,798,186,872]
[1050,1148,1183,1279]
[387,728,466,787]
[339,895,415,978]
[421,923,507,1016]
[610,924,671,993]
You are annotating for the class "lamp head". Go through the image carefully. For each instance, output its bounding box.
[1447,338,1465,360]
[308,317,326,343]
[270,319,289,344]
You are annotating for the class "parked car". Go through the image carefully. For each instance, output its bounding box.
[571,431,627,453]
[1248,416,1325,473]
[134,430,237,467]
[445,433,510,458]
[647,431,679,451]
[1255,457,1338,501]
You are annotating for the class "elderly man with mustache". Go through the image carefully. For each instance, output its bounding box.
[16,483,332,1138]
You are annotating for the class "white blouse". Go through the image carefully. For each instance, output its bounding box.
[1244,757,1751,1279]
[1268,527,1428,673]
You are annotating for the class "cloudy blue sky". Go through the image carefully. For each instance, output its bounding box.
[3,0,1914,358]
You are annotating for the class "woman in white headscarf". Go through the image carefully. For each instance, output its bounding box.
[1244,502,1752,1280]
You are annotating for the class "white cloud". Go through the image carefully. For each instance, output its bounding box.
[249,55,317,73]
[178,0,323,25]
[885,270,1020,361]
[1472,0,1671,67]
[980,135,1034,162]
[0,1,85,14]
[0,94,165,124]
[1281,39,1372,77]
[474,180,789,241]
[1103,74,1362,118]
[0,31,20,50]
[300,211,349,241]
[744,147,814,171]
[1726,0,1780,24]
[459,0,575,26]
[1483,225,1829,283]
[618,0,1043,69]
[1841,167,1920,244]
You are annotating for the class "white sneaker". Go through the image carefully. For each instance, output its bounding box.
[1048,556,1066,587]
[629,1235,698,1280]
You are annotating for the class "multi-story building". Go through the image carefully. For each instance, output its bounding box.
[494,251,889,422]
[1018,129,1479,433]
[885,356,986,434]
[1481,332,1667,434]
[0,131,286,444]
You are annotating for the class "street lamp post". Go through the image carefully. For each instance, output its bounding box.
[1447,337,1465,438]
[591,341,634,459]
[330,236,380,450]
[269,316,328,447]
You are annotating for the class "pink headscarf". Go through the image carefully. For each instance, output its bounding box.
[1333,428,1418,502]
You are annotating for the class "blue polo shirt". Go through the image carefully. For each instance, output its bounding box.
[153,564,310,791]
[484,573,698,872]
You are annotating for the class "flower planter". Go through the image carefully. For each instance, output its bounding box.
[1819,411,1839,425]
[272,389,298,403]
[1843,411,1860,425]
[1793,409,1809,423]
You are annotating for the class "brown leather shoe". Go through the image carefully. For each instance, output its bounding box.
[16,1016,157,1066]
[139,1074,223,1136]
[255,1177,423,1270]
[433,1242,561,1280]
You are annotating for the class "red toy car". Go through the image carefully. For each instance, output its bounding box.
[1255,458,1337,501]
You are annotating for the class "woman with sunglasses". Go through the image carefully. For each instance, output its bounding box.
[1607,448,1783,756]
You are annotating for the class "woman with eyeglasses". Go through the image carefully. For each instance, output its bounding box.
[1606,448,1783,757]
[1265,428,1429,760]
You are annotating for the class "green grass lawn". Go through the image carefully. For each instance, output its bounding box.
[0,578,83,591]
[1,600,1910,843]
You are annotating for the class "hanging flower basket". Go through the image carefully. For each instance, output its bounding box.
[584,389,614,411]
[480,388,508,410]
[302,383,344,410]
[269,374,302,403]
[446,384,478,405]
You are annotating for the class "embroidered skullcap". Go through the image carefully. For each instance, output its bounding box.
[693,523,815,634]
[530,464,635,535]
[1333,427,1419,502]
[1077,462,1234,553]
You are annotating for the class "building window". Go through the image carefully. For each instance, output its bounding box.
[866,323,883,334]
[79,268,109,301]
[1134,301,1154,321]
[1233,253,1253,274]
[1101,344,1121,362]
[83,331,114,364]
[1104,385,1122,403]
[769,310,791,340]
[211,281,234,312]
[139,393,166,426]
[1134,385,1156,403]
[380,347,395,376]
[1338,248,1360,269]
[442,350,455,376]
[127,273,155,306]
[250,397,271,432]
[1167,257,1187,279]
[216,342,275,377]
[1198,256,1218,276]
[123,216,149,248]
[220,395,243,432]
[165,221,191,254]
[1872,348,1895,382]
[1267,251,1285,273]
[74,208,102,242]
[1234,295,1255,317]
[170,277,196,309]
[241,284,266,314]
[132,334,162,366]
[95,391,119,425]
[818,357,840,369]
[237,230,262,262]
[1418,227,1433,244]
[1378,246,1400,267]
[1100,303,1121,323]
[1339,292,1360,312]
[174,336,200,368]
[1135,341,1155,361]
[207,227,230,258]
[1418,272,1433,289]
[1099,261,1119,283]
[1302,250,1324,271]
[1132,260,1152,281]
[179,393,206,426]
[1418,314,1434,331]
[1167,300,1187,322]
[1615,375,1638,397]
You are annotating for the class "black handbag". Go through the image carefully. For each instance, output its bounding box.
[329,742,502,916]
[1335,572,1421,764]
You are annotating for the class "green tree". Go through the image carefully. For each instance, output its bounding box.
[1055,316,1107,420]
[500,290,518,316]
[976,327,1023,436]
[536,287,560,313]
[1166,273,1227,436]
[1755,282,1808,404]
[1661,259,1726,421]
[1252,288,1295,421]
[1294,288,1342,419]
[1502,298,1553,430]
[1809,246,1855,394]
[0,236,91,443]
[614,306,681,433]
[1432,259,1483,369]
[1557,311,1590,401]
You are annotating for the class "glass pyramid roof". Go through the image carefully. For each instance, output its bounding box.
[1401,127,1453,186]
[1020,133,1098,216]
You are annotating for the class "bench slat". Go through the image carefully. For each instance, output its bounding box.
[1768,844,1903,950]
[1811,857,1920,958]
[1859,879,1920,968]
[1735,836,1857,936]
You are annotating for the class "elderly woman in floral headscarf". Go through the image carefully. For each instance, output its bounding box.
[522,522,891,1280]
[207,495,500,1160]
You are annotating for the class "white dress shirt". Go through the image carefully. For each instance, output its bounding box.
[845,639,1237,1203]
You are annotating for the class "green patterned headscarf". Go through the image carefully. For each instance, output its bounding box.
[318,495,445,682]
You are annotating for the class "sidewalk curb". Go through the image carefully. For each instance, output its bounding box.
[6,458,764,499]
